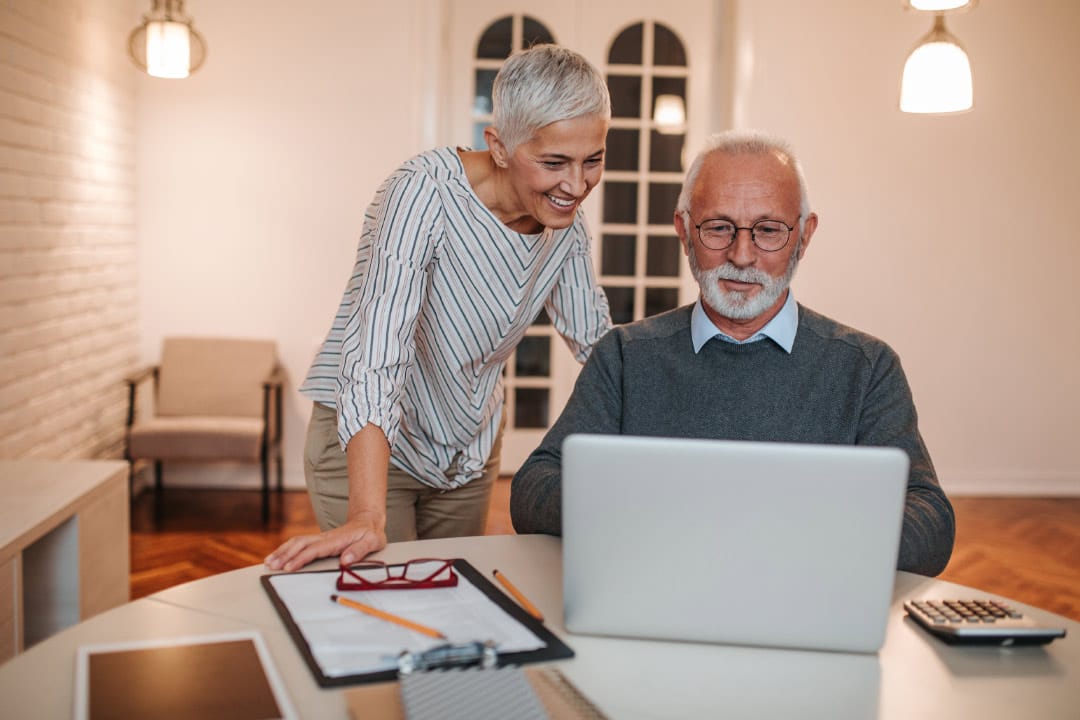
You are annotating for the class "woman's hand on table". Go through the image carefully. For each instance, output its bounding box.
[264,511,387,572]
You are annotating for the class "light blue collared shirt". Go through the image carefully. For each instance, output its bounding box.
[690,290,798,354]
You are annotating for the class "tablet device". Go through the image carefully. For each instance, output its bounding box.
[74,630,297,720]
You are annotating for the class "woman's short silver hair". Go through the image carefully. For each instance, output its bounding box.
[492,44,611,154]
[676,130,812,231]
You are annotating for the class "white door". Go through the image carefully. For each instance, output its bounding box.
[441,0,722,471]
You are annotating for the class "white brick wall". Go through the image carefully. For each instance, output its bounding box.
[0,0,139,462]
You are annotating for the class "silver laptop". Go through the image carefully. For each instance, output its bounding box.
[561,434,909,654]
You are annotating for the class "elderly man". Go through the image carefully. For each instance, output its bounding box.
[510,130,955,576]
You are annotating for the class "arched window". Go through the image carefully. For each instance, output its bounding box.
[599,21,688,323]
[470,15,556,150]
[471,14,559,433]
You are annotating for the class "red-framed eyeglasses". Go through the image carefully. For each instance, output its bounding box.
[336,558,458,591]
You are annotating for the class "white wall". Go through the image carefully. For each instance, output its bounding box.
[135,0,1080,495]
[731,0,1080,494]
[135,1,440,488]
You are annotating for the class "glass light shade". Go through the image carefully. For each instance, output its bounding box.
[146,20,191,79]
[653,94,686,135]
[900,15,973,114]
[128,1,206,79]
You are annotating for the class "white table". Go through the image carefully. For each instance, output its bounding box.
[0,459,129,663]
[0,534,1076,719]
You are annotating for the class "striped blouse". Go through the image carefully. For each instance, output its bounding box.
[300,147,611,490]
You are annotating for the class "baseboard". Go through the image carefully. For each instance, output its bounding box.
[129,464,1079,497]
[942,470,1080,496]
[128,462,306,493]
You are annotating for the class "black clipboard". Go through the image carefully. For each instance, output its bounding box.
[261,558,574,687]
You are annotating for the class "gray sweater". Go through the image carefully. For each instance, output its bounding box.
[511,303,955,576]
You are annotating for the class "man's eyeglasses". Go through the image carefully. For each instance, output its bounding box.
[689,216,796,252]
[336,558,458,591]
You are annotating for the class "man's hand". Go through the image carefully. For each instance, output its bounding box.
[264,511,387,572]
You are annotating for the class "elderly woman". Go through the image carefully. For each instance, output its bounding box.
[266,45,612,571]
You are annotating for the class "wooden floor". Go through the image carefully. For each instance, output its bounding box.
[130,483,1080,622]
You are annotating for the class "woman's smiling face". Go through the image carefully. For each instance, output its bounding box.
[502,114,608,233]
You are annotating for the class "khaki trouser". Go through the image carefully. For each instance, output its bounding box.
[303,403,503,542]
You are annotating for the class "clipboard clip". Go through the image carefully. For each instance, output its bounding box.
[397,640,498,675]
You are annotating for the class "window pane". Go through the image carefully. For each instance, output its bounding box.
[522,16,555,46]
[606,75,642,118]
[649,130,684,172]
[604,286,635,324]
[603,182,638,224]
[515,388,549,428]
[652,77,686,109]
[646,235,681,277]
[477,16,513,59]
[515,336,551,377]
[645,287,680,317]
[473,69,497,116]
[608,23,643,64]
[653,24,687,67]
[648,183,682,225]
[601,234,636,276]
[605,128,639,171]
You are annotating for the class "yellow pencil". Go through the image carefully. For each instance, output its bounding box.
[330,594,446,640]
[492,569,545,622]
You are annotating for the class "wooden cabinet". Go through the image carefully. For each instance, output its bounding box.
[0,460,129,662]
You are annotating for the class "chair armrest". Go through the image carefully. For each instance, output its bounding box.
[262,365,286,443]
[125,365,159,428]
[262,364,287,389]
[124,364,158,388]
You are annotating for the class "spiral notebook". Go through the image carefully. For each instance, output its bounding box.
[344,666,608,720]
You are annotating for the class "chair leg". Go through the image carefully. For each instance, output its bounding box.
[276,446,284,492]
[261,456,270,525]
[153,461,163,525]
[274,383,283,494]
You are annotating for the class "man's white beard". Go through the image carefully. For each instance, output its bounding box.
[688,241,801,321]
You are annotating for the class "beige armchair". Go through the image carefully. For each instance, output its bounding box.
[125,337,285,524]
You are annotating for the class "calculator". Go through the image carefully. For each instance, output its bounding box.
[903,599,1067,646]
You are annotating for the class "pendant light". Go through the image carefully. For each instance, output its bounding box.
[128,0,207,79]
[653,95,687,135]
[900,1,974,114]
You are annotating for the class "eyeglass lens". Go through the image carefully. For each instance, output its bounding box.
[698,219,790,251]
[348,559,453,584]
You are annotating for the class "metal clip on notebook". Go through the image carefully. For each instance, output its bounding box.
[397,640,498,675]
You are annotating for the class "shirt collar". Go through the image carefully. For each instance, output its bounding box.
[691,290,798,354]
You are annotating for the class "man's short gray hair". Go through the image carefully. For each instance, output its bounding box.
[493,44,611,154]
[676,130,812,231]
